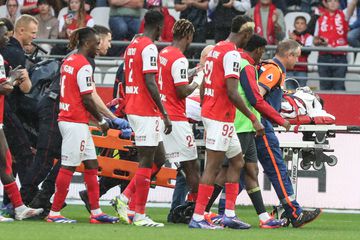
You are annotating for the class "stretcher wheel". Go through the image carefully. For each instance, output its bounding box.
[327,155,338,166]
[300,160,311,170]
[313,161,324,170]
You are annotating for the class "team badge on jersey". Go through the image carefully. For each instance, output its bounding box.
[180,69,186,79]
[150,56,156,66]
[233,62,240,72]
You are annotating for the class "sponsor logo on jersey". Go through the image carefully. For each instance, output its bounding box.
[180,69,186,79]
[63,65,74,74]
[166,152,180,159]
[208,50,220,59]
[150,56,156,66]
[126,86,139,94]
[127,48,137,56]
[159,56,168,66]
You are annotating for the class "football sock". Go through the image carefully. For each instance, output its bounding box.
[187,192,198,202]
[135,168,152,214]
[4,182,23,208]
[247,187,267,215]
[128,194,136,212]
[194,184,214,220]
[225,183,238,217]
[259,212,271,222]
[49,210,60,216]
[133,213,146,221]
[91,208,102,216]
[205,184,223,212]
[84,169,100,211]
[51,168,73,212]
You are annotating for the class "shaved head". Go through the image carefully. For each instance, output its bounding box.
[200,45,214,65]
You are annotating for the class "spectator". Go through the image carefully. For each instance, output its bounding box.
[347,0,360,47]
[3,0,21,25]
[174,0,208,59]
[247,0,285,46]
[287,16,313,87]
[208,0,251,43]
[0,17,14,37]
[96,0,108,7]
[314,0,348,91]
[84,0,96,13]
[108,0,143,41]
[35,0,58,53]
[138,0,175,42]
[58,0,94,39]
[20,0,40,15]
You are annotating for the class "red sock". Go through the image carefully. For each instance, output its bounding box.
[128,195,136,212]
[51,168,73,212]
[84,169,100,210]
[194,184,214,215]
[151,163,160,176]
[134,168,152,214]
[4,182,23,208]
[225,183,239,210]
[187,192,198,202]
[5,148,13,175]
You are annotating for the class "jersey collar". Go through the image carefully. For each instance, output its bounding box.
[241,52,255,65]
[272,57,286,74]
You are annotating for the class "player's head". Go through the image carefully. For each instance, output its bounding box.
[144,9,164,41]
[0,21,9,49]
[199,45,214,65]
[275,39,301,70]
[172,19,195,50]
[14,14,38,47]
[93,25,112,56]
[231,15,254,48]
[0,17,14,37]
[69,27,99,58]
[244,34,267,65]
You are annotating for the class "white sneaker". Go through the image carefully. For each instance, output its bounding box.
[0,215,14,222]
[15,206,43,220]
[133,215,164,227]
[110,196,129,224]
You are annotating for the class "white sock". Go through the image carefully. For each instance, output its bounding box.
[120,194,129,204]
[134,213,146,221]
[259,212,271,222]
[91,208,102,216]
[193,213,204,221]
[225,209,236,217]
[15,205,26,213]
[49,210,61,216]
[127,209,135,215]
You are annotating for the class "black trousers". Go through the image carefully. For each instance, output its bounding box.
[20,96,62,204]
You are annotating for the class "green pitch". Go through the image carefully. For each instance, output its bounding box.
[1,205,359,240]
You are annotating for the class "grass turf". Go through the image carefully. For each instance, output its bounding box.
[1,205,359,240]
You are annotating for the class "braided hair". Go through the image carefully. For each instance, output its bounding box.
[172,19,195,40]
[68,27,97,50]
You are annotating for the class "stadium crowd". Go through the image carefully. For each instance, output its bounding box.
[0,0,354,229]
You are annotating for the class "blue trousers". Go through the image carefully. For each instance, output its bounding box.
[255,131,303,220]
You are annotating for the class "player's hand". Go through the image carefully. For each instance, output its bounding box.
[17,69,29,85]
[99,120,109,134]
[253,120,265,137]
[0,82,13,94]
[120,127,132,139]
[163,115,172,135]
[111,117,130,129]
[282,120,291,132]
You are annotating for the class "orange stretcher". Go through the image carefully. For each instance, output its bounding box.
[75,126,177,188]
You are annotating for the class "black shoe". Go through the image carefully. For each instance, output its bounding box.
[291,208,322,228]
[29,190,52,211]
[79,190,91,213]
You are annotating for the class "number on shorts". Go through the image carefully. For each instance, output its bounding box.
[155,119,159,132]
[222,124,234,137]
[186,135,194,147]
[80,140,85,152]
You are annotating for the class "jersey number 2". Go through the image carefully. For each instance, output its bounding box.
[60,75,66,97]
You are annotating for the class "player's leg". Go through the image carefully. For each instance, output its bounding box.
[0,129,43,221]
[256,132,321,227]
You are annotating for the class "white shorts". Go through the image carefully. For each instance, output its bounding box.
[202,117,242,159]
[58,121,97,167]
[162,121,198,163]
[127,114,163,147]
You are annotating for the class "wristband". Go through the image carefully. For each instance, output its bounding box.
[98,118,107,125]
[249,114,257,123]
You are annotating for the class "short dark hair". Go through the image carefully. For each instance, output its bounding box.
[244,34,267,52]
[37,0,50,5]
[294,16,307,24]
[68,27,97,50]
[231,15,254,33]
[0,17,14,32]
[144,9,164,29]
[93,25,111,35]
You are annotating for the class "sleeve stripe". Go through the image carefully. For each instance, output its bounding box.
[143,70,158,74]
[225,74,240,79]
